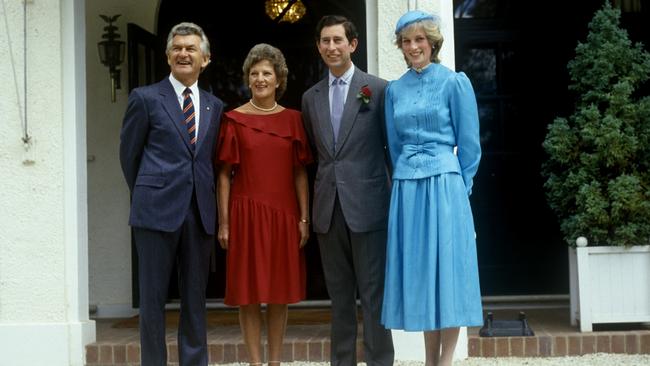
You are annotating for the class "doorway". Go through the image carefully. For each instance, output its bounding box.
[130,0,368,304]
[453,0,650,296]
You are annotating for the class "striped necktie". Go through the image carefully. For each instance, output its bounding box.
[182,88,197,147]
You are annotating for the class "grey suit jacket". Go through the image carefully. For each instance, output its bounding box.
[302,68,390,234]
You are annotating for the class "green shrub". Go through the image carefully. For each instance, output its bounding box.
[542,2,650,247]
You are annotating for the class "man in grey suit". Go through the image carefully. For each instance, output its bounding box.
[301,15,394,366]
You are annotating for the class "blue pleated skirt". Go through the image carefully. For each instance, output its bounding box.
[381,173,483,331]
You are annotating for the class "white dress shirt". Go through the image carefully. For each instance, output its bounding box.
[169,74,201,137]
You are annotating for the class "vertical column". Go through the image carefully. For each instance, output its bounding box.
[62,0,97,360]
[366,0,379,75]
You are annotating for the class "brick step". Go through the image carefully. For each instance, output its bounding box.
[85,338,345,365]
[86,309,650,365]
[468,332,650,357]
[86,323,362,365]
[86,331,650,365]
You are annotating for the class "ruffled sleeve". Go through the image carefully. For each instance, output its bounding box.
[217,116,240,165]
[292,115,313,166]
[449,71,481,195]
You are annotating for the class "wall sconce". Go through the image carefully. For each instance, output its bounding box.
[98,14,125,103]
[265,0,306,23]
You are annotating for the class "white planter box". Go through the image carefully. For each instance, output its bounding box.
[569,245,650,332]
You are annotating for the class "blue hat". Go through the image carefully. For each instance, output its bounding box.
[394,10,439,34]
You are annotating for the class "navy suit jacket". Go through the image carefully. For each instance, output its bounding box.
[120,78,224,234]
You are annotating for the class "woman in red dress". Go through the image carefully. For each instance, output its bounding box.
[216,43,312,366]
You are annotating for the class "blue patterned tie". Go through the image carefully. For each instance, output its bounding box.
[330,78,344,143]
[182,88,197,147]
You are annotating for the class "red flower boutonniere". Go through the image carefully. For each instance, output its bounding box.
[357,85,372,104]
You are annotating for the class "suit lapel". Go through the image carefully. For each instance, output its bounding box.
[314,78,335,157]
[335,70,365,155]
[160,79,193,152]
[195,89,212,154]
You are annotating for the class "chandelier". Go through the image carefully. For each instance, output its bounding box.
[265,0,306,23]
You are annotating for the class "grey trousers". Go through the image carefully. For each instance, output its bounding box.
[317,197,394,366]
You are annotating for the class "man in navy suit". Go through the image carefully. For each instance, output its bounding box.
[119,22,223,366]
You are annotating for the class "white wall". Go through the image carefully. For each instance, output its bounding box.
[0,0,94,364]
[378,0,410,80]
[377,0,456,81]
[86,0,158,317]
[1,0,66,326]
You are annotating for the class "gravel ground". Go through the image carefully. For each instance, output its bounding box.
[212,354,650,366]
[451,354,650,365]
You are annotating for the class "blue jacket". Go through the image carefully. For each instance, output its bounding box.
[119,78,224,233]
[385,63,481,195]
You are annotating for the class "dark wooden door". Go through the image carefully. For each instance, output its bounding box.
[455,30,568,295]
[452,0,650,296]
[127,23,164,91]
[452,0,581,296]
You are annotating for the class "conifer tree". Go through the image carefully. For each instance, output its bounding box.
[542,2,650,246]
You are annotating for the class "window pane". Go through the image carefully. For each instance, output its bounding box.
[459,48,497,95]
[499,48,516,94]
[454,0,499,19]
[476,100,502,152]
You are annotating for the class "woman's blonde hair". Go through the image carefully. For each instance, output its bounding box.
[395,19,443,66]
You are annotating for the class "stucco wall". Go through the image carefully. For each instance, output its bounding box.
[0,0,66,323]
[378,0,410,80]
[1,0,95,364]
[378,0,455,80]
[86,0,158,316]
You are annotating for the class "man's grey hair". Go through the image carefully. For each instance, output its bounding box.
[165,22,210,57]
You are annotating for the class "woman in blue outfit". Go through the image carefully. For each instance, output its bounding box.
[381,10,483,366]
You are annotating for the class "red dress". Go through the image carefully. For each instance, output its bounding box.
[218,108,312,305]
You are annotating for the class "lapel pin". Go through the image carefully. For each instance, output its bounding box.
[206,106,211,111]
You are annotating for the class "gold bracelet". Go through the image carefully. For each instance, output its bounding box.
[299,218,310,224]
